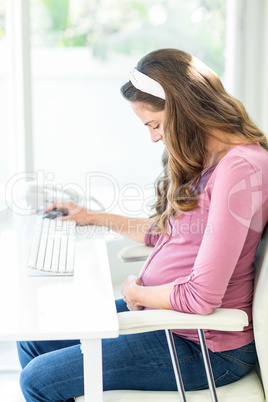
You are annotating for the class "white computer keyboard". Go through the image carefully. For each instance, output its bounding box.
[28,217,76,276]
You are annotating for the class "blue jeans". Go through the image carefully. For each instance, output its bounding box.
[17,299,257,402]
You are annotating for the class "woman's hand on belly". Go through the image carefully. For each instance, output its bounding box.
[121,275,174,311]
[121,275,145,311]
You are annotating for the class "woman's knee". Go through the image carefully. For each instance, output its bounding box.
[17,339,81,370]
[20,355,57,402]
[19,344,83,401]
[20,361,43,402]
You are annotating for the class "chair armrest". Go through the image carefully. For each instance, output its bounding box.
[117,245,154,262]
[118,308,248,335]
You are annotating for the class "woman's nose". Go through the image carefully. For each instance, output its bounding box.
[149,129,163,143]
[151,134,163,142]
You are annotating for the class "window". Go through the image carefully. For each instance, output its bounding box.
[29,0,227,215]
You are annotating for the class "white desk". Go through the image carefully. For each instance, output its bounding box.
[0,213,119,401]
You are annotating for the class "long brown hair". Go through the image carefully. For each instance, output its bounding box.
[121,48,268,235]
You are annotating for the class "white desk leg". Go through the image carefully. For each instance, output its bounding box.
[81,339,103,402]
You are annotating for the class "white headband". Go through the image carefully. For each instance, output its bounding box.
[129,68,166,100]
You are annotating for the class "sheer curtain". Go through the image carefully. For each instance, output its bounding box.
[30,0,227,217]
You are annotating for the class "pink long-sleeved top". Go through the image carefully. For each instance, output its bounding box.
[140,143,268,352]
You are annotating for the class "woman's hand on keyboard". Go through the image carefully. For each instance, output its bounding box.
[44,203,152,243]
[43,202,102,226]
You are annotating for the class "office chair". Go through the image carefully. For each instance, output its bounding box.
[76,224,268,401]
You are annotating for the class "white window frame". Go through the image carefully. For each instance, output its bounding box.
[225,0,268,134]
[6,0,33,175]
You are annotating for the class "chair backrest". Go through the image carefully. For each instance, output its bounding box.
[253,224,268,400]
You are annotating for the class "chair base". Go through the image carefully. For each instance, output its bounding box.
[75,369,264,401]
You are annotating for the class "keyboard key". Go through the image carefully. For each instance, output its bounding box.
[28,217,76,276]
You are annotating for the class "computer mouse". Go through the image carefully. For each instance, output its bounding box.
[42,208,69,220]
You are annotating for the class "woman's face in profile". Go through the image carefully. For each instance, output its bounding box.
[130,101,165,144]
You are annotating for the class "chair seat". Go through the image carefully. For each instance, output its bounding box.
[117,245,154,262]
[75,368,264,401]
